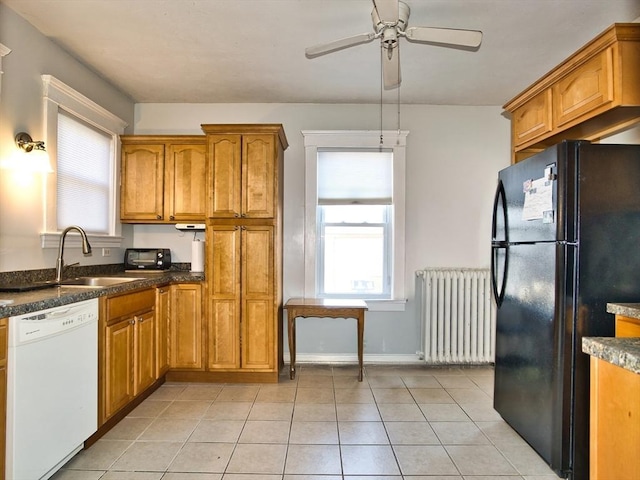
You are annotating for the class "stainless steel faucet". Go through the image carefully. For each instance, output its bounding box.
[55,225,92,283]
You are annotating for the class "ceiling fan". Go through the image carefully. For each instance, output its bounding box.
[305,0,483,90]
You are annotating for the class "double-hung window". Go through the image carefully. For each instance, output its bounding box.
[303,130,408,308]
[317,150,392,298]
[41,75,127,248]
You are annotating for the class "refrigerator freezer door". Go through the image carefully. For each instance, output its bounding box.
[498,145,562,243]
[494,241,568,475]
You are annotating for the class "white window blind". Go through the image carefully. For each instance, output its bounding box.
[57,111,111,234]
[317,150,393,205]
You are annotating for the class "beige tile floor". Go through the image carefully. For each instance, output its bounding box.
[52,364,561,480]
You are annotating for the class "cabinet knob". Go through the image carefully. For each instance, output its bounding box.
[129,319,135,325]
[170,215,175,220]
[156,215,162,220]
[234,213,240,218]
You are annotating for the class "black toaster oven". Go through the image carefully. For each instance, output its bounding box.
[124,248,172,270]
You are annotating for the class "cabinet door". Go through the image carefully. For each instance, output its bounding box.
[242,226,275,369]
[207,226,241,369]
[169,283,203,369]
[104,319,135,420]
[243,135,275,218]
[553,47,614,128]
[155,287,170,377]
[512,90,553,148]
[134,310,156,395]
[166,142,207,221]
[121,144,165,221]
[208,134,242,218]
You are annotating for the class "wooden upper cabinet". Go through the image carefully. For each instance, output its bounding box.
[166,142,207,221]
[121,136,206,223]
[121,144,164,221]
[512,90,553,147]
[552,47,614,128]
[203,124,287,219]
[505,24,640,162]
[243,135,276,218]
[207,135,242,218]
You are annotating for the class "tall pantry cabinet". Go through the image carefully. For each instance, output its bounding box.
[202,124,287,383]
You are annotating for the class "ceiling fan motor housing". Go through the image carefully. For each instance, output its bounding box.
[372,1,410,33]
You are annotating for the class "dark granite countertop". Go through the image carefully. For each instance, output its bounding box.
[0,271,204,317]
[582,337,640,375]
[606,302,640,320]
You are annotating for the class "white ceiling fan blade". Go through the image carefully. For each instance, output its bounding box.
[373,0,399,24]
[305,32,376,58]
[405,27,483,48]
[382,46,401,89]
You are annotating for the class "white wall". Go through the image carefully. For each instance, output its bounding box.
[133,103,511,359]
[0,4,135,272]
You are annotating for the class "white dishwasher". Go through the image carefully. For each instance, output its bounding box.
[6,298,99,480]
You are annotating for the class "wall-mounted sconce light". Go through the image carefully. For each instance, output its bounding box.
[12,131,52,172]
[15,132,46,153]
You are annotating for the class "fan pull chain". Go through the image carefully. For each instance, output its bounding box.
[379,45,384,148]
[397,70,401,145]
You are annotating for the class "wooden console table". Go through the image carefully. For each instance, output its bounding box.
[285,298,368,381]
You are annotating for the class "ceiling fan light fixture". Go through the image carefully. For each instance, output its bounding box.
[381,27,398,48]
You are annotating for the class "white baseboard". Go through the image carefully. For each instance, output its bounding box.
[283,353,423,364]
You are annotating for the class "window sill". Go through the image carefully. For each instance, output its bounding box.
[364,299,407,312]
[41,232,124,249]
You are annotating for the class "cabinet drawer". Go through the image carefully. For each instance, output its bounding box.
[553,47,614,128]
[105,289,155,322]
[512,90,553,147]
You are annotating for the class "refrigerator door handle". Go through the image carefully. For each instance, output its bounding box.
[491,244,508,307]
[491,179,508,307]
[492,180,508,242]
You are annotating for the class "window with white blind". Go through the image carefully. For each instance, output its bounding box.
[57,111,112,233]
[303,130,408,309]
[41,75,127,248]
[317,150,393,298]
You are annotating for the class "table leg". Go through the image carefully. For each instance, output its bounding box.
[357,312,364,382]
[288,312,297,380]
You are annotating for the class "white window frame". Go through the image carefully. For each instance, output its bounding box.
[41,75,127,248]
[303,130,408,311]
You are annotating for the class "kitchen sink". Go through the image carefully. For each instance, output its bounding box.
[0,276,145,292]
[58,276,144,288]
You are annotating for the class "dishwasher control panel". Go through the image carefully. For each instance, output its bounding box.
[9,298,99,345]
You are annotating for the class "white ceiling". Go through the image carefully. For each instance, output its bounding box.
[3,0,640,106]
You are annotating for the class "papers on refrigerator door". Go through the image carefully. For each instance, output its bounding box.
[522,177,553,221]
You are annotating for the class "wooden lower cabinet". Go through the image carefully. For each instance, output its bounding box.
[100,289,156,425]
[590,357,640,480]
[169,283,203,370]
[155,286,170,377]
[206,224,278,379]
[615,314,640,337]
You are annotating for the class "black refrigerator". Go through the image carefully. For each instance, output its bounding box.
[491,140,640,480]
